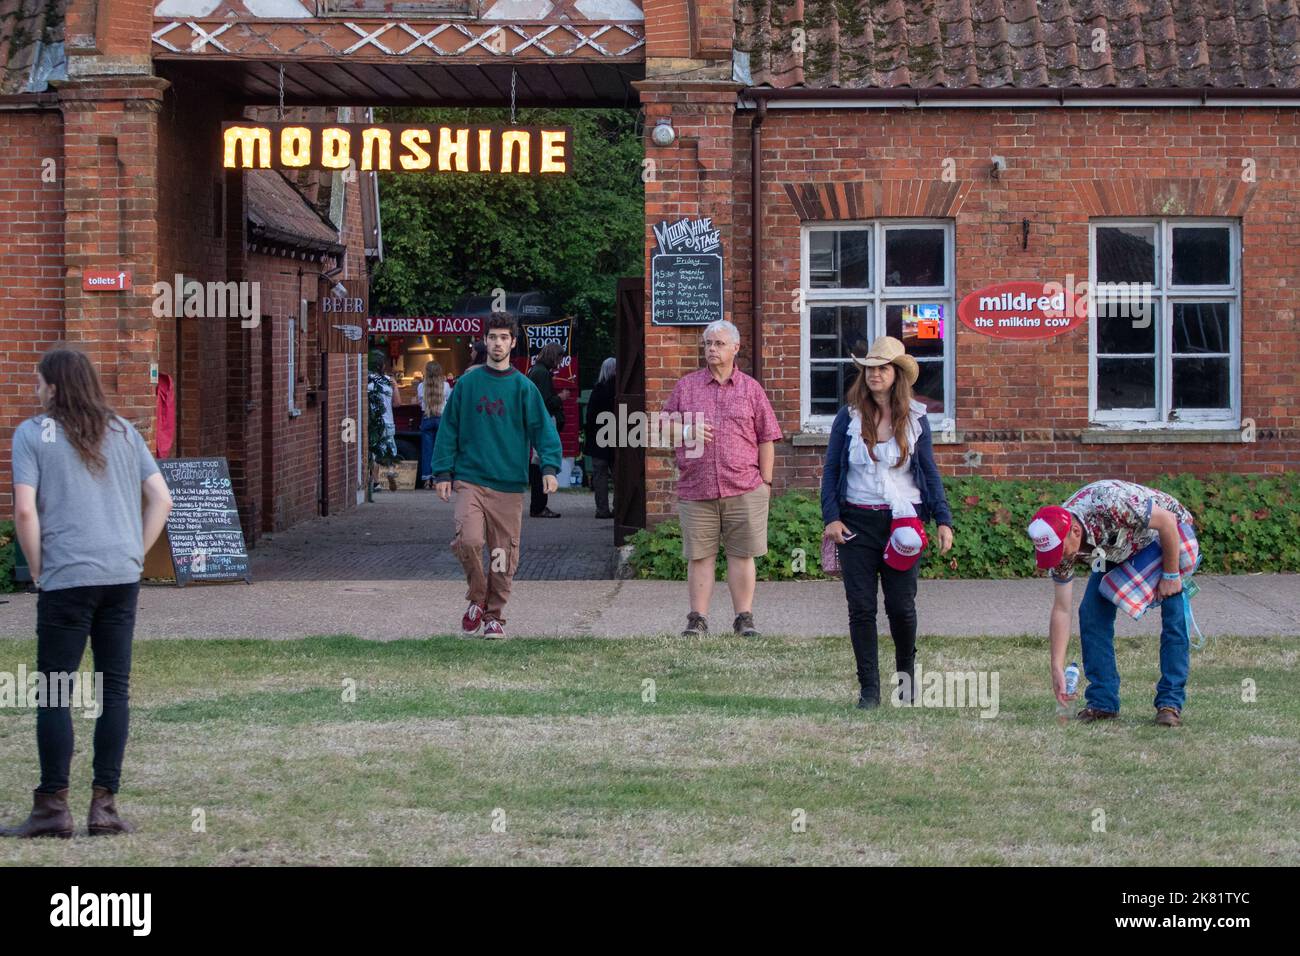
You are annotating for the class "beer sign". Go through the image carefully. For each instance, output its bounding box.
[317,278,370,353]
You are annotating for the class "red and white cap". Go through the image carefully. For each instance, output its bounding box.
[1027,506,1073,570]
[883,516,928,570]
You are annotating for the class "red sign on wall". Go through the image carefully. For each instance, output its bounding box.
[82,270,132,291]
[957,282,1085,339]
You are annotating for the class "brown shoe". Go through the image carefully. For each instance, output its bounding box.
[1155,706,1183,728]
[1075,707,1119,724]
[87,786,135,836]
[681,612,708,637]
[0,789,74,839]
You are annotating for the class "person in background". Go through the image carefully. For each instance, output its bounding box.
[468,340,488,369]
[527,343,567,519]
[2,347,173,839]
[584,357,617,519]
[821,336,954,710]
[662,319,782,639]
[417,360,450,490]
[367,351,400,493]
[432,314,562,638]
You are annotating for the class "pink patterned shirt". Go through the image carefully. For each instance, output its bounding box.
[662,367,782,502]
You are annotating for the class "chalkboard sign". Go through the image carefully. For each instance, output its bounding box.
[157,457,251,585]
[651,253,724,326]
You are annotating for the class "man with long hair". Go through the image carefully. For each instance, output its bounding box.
[432,314,562,638]
[3,347,173,838]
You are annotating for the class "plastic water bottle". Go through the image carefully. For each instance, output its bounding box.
[1064,662,1081,697]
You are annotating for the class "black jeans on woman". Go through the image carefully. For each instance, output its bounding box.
[34,582,139,794]
[837,507,919,702]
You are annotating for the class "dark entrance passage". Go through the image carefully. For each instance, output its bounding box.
[250,487,616,581]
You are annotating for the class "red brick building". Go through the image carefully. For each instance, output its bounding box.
[2,1,1297,541]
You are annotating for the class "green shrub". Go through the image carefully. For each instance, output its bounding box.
[0,520,15,592]
[629,474,1300,581]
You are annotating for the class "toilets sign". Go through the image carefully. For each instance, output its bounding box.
[957,281,1087,339]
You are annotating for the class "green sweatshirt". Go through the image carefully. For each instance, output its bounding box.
[431,364,563,493]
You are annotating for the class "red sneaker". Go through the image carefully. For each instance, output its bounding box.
[461,602,484,634]
[482,619,505,639]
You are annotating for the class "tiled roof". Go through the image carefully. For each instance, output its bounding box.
[737,0,1300,90]
[0,0,63,95]
[246,170,346,256]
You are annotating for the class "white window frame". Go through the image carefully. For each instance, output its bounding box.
[800,219,955,432]
[288,313,302,418]
[1088,218,1240,428]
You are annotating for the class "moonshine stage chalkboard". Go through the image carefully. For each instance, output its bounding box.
[650,216,724,327]
[157,458,251,586]
[651,253,724,326]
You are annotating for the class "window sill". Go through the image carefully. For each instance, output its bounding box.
[1080,426,1244,444]
[793,429,964,446]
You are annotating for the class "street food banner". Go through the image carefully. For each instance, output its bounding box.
[316,278,370,353]
[519,319,578,459]
[222,123,571,176]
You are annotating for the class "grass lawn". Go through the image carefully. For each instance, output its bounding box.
[0,633,1295,866]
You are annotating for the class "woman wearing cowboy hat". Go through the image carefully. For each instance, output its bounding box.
[821,336,955,709]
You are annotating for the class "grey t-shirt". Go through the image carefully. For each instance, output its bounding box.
[11,415,161,591]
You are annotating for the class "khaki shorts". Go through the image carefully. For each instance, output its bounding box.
[679,484,771,560]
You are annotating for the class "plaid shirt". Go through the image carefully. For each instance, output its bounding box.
[1098,524,1200,619]
[1051,480,1194,583]
[662,367,782,502]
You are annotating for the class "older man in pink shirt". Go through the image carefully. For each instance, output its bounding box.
[662,319,782,638]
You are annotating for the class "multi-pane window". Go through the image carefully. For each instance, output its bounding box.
[1090,220,1239,425]
[801,221,953,427]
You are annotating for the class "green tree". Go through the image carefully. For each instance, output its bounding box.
[371,107,644,386]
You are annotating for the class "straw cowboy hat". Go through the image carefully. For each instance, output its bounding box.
[850,335,919,386]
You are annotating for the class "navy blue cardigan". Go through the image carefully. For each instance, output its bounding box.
[820,405,954,528]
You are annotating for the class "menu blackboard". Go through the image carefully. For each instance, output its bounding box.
[651,253,724,326]
[158,457,251,585]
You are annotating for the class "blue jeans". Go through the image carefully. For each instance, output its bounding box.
[1078,569,1190,714]
[419,416,439,481]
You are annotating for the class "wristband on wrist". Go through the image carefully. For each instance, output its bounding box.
[1161,571,1181,581]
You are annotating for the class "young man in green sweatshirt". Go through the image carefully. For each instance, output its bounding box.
[432,313,563,637]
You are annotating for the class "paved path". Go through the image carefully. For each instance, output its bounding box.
[249,485,616,581]
[2,575,1296,641]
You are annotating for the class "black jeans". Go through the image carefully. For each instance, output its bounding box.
[529,463,548,515]
[837,508,919,699]
[34,582,139,794]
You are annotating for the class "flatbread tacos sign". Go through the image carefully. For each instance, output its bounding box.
[957,281,1087,340]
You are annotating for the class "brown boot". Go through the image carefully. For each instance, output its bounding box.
[0,789,74,839]
[87,786,135,836]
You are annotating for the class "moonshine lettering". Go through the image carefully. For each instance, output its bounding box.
[222,123,571,175]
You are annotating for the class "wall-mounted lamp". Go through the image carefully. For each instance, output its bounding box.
[651,118,676,148]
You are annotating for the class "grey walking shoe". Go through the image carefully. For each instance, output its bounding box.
[733,612,760,637]
[681,612,708,637]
